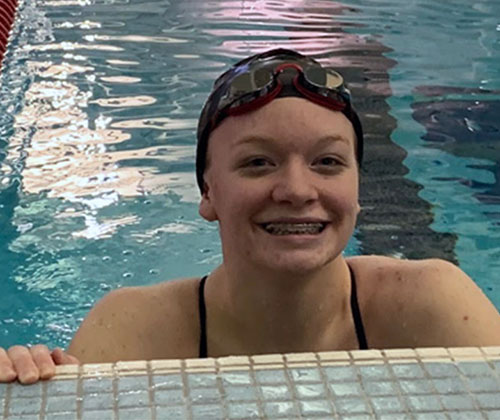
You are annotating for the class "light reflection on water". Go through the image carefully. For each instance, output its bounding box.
[0,0,223,346]
[0,0,498,347]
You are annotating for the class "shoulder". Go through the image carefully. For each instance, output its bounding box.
[68,277,203,362]
[98,277,201,327]
[348,255,474,291]
[349,254,454,273]
[347,256,500,348]
[99,276,200,310]
[347,255,461,302]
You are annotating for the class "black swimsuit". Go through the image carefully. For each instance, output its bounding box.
[198,264,368,358]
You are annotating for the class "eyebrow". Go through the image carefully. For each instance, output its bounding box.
[234,134,351,147]
[315,134,352,147]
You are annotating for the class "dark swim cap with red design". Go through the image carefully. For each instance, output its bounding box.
[196,48,363,192]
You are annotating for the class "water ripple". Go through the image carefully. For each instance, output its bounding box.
[0,0,499,348]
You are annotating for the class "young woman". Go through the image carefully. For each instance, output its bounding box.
[2,49,500,384]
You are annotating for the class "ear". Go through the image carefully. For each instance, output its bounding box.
[356,202,361,215]
[199,182,218,222]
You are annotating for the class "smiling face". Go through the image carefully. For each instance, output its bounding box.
[199,97,360,275]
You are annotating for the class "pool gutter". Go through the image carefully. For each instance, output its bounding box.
[2,346,500,419]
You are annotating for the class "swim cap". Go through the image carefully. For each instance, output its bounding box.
[196,48,363,192]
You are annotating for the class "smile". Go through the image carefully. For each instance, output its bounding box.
[261,222,327,235]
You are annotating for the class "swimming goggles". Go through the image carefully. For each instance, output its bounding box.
[196,48,364,191]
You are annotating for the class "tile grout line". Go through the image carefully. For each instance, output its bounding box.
[352,356,378,418]
[454,359,490,418]
[250,359,266,420]
[214,358,230,420]
[247,358,265,419]
[2,382,11,420]
[315,352,341,419]
[283,357,306,419]
[480,347,500,375]
[76,364,84,420]
[480,346,500,402]
[39,379,48,420]
[417,352,451,418]
[385,352,417,418]
[179,359,193,420]
[112,364,119,420]
[146,361,156,420]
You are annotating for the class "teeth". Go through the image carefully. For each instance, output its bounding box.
[263,223,325,235]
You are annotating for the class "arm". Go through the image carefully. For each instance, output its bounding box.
[67,280,198,363]
[68,287,150,363]
[394,259,500,347]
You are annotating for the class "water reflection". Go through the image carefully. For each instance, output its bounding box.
[85,34,189,44]
[45,0,92,6]
[7,50,198,203]
[23,42,123,53]
[100,76,141,83]
[192,0,364,58]
[111,117,197,131]
[72,214,139,239]
[1,7,204,329]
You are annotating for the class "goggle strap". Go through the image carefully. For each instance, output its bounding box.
[226,82,282,117]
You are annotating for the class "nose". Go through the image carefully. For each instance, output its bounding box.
[271,158,319,206]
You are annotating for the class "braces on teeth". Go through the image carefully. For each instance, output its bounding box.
[263,223,325,235]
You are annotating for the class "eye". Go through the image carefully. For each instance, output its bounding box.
[243,157,274,168]
[311,155,347,175]
[313,155,342,167]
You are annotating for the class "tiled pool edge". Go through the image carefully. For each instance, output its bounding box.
[2,346,500,419]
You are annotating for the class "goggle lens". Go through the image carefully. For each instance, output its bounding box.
[229,68,273,94]
[304,66,344,89]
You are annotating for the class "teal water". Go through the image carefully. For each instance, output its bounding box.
[349,0,500,296]
[0,0,498,348]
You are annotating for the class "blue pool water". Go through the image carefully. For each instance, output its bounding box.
[0,0,499,348]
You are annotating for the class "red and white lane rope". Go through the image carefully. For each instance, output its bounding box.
[0,0,19,67]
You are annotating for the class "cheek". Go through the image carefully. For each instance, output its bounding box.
[327,184,359,216]
[212,179,253,216]
[341,198,359,217]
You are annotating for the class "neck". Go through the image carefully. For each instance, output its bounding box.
[205,257,352,356]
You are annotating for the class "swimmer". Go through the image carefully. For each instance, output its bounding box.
[2,49,500,384]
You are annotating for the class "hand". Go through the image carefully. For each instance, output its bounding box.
[0,345,80,384]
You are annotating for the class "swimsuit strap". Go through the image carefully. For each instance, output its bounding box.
[199,275,208,358]
[198,267,368,358]
[348,263,369,350]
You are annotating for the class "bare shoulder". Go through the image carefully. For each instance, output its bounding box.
[68,277,202,363]
[348,255,483,294]
[347,256,500,348]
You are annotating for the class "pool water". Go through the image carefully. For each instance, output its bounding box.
[0,0,499,348]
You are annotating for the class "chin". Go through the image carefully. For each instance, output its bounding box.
[261,252,336,276]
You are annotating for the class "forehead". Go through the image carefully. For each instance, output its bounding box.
[209,97,356,151]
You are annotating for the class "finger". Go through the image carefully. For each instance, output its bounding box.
[30,345,55,380]
[51,348,80,365]
[8,345,39,384]
[0,348,17,382]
